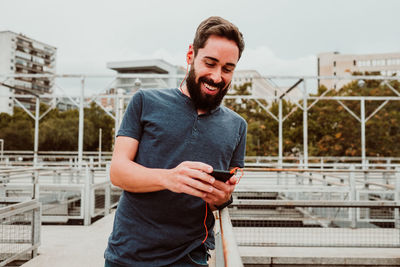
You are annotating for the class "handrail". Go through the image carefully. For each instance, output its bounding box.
[218,208,244,267]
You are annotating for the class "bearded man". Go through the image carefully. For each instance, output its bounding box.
[105,16,246,267]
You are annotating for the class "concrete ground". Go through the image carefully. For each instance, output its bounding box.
[21,212,114,267]
[20,212,400,267]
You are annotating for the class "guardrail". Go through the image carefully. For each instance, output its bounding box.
[213,208,244,267]
[0,165,121,225]
[0,199,41,266]
[231,167,400,248]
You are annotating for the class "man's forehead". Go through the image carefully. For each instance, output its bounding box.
[197,36,239,64]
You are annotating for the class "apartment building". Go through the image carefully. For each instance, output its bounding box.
[317,51,400,90]
[0,31,57,114]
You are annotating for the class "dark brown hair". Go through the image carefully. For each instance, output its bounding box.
[193,16,245,60]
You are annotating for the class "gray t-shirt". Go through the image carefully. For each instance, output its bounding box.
[105,88,247,266]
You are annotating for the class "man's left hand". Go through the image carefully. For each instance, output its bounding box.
[202,175,237,208]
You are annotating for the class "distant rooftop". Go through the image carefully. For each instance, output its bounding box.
[107,59,178,74]
[0,30,57,50]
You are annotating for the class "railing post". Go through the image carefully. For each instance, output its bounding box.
[32,170,39,200]
[84,165,91,226]
[349,165,357,228]
[364,171,369,189]
[31,203,41,258]
[395,167,400,229]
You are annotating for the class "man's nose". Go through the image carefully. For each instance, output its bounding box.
[209,68,222,84]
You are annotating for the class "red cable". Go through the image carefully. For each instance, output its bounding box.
[201,203,208,244]
[201,167,244,243]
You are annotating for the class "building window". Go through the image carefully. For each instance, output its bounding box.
[10,66,13,70]
[333,72,336,76]
[333,61,336,67]
[353,60,356,66]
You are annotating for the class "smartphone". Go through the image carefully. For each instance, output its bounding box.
[210,169,233,182]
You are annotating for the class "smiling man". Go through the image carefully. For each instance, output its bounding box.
[104,16,246,267]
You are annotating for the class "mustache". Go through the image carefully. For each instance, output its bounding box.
[198,76,226,90]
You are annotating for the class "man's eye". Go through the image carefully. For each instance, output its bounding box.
[223,67,233,73]
[205,62,215,67]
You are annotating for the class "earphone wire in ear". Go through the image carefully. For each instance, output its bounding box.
[179,63,189,94]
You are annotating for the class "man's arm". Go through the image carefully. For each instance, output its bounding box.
[110,136,216,198]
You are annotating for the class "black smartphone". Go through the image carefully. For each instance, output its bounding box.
[210,169,233,182]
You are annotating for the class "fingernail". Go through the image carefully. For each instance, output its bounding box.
[209,187,213,193]
[210,177,215,183]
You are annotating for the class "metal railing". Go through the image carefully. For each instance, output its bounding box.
[0,200,41,266]
[213,209,244,267]
[230,167,400,248]
[0,165,121,225]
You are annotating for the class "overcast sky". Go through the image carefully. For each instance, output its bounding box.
[1,0,399,94]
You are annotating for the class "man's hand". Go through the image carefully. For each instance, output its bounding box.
[162,161,216,198]
[202,175,237,208]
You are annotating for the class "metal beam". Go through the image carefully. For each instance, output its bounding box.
[78,77,85,169]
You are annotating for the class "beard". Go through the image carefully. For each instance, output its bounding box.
[186,66,230,112]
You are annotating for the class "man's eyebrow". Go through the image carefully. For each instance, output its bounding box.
[204,56,236,68]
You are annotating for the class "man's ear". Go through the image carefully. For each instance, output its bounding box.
[186,44,194,65]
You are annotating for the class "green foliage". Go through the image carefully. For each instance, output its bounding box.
[1,78,399,157]
[225,76,400,157]
[0,102,114,151]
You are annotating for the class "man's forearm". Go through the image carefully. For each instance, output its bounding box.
[110,157,166,193]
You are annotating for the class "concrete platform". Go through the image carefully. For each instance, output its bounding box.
[21,212,114,267]
[19,211,400,267]
[240,246,400,266]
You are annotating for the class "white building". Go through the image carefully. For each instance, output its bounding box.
[107,59,185,93]
[317,51,400,90]
[232,70,302,101]
[0,31,57,114]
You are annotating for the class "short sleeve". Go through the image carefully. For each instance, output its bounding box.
[229,120,247,168]
[117,90,144,141]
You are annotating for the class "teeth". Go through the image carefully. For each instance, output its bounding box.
[204,82,217,91]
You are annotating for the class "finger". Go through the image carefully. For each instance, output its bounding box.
[180,184,208,198]
[182,161,213,173]
[227,175,238,185]
[205,187,226,201]
[183,168,215,184]
[184,177,214,194]
[212,180,232,192]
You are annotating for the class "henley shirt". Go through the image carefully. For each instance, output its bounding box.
[105,88,247,266]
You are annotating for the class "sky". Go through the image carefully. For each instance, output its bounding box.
[1,0,399,94]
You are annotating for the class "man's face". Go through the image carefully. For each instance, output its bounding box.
[186,35,239,112]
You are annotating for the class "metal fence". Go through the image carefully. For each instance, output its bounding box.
[213,209,244,267]
[0,165,121,225]
[0,200,41,266]
[231,168,400,248]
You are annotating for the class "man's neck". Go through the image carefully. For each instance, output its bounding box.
[181,85,207,115]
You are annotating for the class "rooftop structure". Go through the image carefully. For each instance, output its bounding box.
[317,51,400,90]
[107,59,185,93]
[0,31,57,114]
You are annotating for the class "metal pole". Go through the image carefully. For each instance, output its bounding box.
[98,128,102,167]
[349,165,357,228]
[114,90,119,140]
[78,77,85,169]
[278,99,283,168]
[303,79,308,168]
[395,167,400,229]
[0,139,3,162]
[360,98,366,169]
[33,96,39,167]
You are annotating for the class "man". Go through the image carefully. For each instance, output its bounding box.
[105,16,246,267]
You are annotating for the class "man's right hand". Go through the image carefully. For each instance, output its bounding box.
[162,161,216,198]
